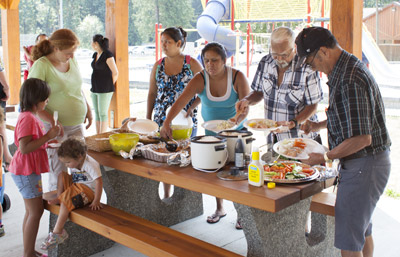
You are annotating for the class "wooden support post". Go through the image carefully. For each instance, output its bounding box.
[106,0,130,128]
[1,0,21,105]
[331,0,363,59]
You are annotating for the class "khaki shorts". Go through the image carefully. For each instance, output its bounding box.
[58,172,94,212]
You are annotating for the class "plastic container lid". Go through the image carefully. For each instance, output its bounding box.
[166,107,193,127]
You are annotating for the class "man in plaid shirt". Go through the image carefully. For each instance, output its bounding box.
[296,27,391,257]
[236,27,323,144]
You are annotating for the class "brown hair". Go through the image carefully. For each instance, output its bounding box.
[32,29,80,61]
[19,78,51,112]
[58,137,87,160]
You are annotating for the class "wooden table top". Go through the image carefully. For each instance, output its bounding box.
[89,150,333,213]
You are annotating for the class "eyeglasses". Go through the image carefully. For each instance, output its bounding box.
[270,48,294,59]
[305,49,319,66]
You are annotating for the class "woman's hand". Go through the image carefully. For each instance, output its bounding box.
[85,109,93,129]
[160,122,173,140]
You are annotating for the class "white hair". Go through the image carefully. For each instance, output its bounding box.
[270,27,295,48]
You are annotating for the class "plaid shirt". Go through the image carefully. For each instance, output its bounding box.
[326,51,391,153]
[251,54,323,143]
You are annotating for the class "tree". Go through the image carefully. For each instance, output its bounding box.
[364,0,398,7]
[77,15,104,48]
[131,0,195,44]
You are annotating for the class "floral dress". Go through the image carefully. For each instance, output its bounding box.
[153,56,198,128]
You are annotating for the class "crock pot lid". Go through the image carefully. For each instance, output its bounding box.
[190,135,227,144]
[217,129,253,137]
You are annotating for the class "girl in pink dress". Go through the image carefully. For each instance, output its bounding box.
[9,78,60,257]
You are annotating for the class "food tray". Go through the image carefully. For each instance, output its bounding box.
[141,143,180,163]
[264,161,320,184]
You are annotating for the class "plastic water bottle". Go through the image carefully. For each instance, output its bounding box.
[234,135,245,169]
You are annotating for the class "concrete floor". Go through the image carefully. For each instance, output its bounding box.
[1,167,400,257]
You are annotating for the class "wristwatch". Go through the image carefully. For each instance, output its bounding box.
[324,152,332,163]
[290,118,298,127]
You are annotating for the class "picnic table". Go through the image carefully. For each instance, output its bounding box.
[82,150,339,257]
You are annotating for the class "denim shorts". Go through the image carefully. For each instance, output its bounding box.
[335,150,390,251]
[11,173,43,199]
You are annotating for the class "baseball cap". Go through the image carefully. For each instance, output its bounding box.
[295,26,335,69]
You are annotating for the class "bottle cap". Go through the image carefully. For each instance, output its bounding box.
[251,151,259,160]
[267,182,276,189]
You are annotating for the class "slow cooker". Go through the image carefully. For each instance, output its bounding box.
[190,135,228,172]
[217,130,254,162]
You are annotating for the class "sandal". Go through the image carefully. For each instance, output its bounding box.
[235,219,243,230]
[206,212,227,224]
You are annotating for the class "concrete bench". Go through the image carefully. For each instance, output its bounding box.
[43,196,241,257]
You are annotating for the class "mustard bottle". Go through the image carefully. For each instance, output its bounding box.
[248,146,264,187]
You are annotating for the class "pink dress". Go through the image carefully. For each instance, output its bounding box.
[9,112,49,175]
[23,45,34,80]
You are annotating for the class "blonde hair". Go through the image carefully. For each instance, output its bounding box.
[32,29,80,61]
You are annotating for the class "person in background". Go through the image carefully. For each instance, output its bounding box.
[296,27,391,257]
[160,42,250,229]
[29,28,93,191]
[91,34,119,134]
[0,106,5,237]
[23,34,48,80]
[41,138,103,250]
[236,27,323,147]
[0,59,13,171]
[9,78,60,257]
[147,27,202,199]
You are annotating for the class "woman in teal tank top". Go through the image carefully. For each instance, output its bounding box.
[160,42,250,228]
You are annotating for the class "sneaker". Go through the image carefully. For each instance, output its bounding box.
[40,229,68,250]
[0,224,4,237]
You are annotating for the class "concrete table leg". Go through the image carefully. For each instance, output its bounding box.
[101,166,204,227]
[234,198,340,257]
[48,213,114,257]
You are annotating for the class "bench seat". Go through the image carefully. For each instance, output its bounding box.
[310,191,336,216]
[43,200,241,257]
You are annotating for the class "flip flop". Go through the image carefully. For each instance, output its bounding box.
[235,219,243,230]
[206,212,227,223]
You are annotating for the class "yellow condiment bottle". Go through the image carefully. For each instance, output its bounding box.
[248,147,264,187]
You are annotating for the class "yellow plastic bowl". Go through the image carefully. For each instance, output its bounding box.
[171,125,192,140]
[109,133,139,155]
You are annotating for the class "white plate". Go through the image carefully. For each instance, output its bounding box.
[48,143,61,148]
[244,119,281,132]
[201,120,237,133]
[128,119,159,135]
[273,138,327,160]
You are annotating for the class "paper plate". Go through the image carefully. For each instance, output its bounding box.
[201,120,237,133]
[128,119,159,135]
[244,119,281,132]
[273,138,326,160]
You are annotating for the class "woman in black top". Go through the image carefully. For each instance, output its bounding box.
[91,34,119,134]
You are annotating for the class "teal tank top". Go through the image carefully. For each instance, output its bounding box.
[198,66,244,135]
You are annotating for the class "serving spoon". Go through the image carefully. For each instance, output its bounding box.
[159,137,178,152]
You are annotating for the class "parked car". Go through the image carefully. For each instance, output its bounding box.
[75,48,93,59]
[239,43,264,54]
[133,45,156,56]
[129,46,139,55]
